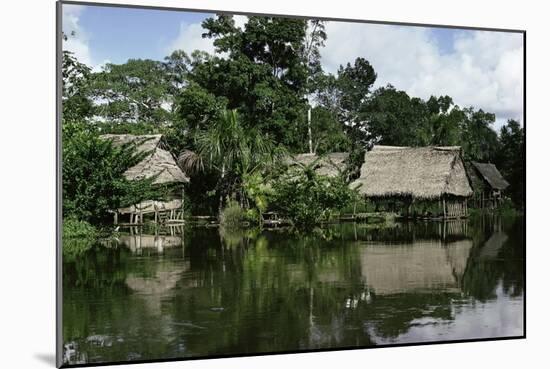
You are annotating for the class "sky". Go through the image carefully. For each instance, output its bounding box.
[62,3,524,130]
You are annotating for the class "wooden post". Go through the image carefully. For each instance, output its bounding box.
[442,197,447,219]
[114,212,118,225]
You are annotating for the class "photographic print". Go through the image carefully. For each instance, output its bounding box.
[58,1,525,366]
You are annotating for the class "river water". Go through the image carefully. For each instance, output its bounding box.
[62,216,524,365]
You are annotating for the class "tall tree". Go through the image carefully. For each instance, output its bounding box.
[299,20,327,153]
[315,57,377,148]
[426,95,464,146]
[184,15,310,149]
[459,107,499,162]
[178,109,282,213]
[90,59,173,124]
[496,119,525,207]
[62,51,94,122]
[362,85,431,146]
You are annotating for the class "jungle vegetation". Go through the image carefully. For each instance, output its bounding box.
[61,15,525,229]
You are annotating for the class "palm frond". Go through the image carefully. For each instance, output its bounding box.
[177,149,204,174]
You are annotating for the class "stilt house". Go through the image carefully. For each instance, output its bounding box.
[350,146,473,219]
[101,134,189,224]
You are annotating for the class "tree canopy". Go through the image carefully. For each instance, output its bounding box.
[61,14,525,222]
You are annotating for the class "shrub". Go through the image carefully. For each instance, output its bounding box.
[272,168,356,228]
[220,200,245,228]
[62,121,169,224]
[62,217,98,257]
[496,198,520,216]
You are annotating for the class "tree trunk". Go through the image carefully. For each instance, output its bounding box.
[218,163,226,216]
[307,107,313,154]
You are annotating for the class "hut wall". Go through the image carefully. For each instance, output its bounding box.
[443,197,468,219]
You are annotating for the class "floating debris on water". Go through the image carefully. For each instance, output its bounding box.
[172,321,207,330]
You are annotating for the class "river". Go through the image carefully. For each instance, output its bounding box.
[62,215,524,365]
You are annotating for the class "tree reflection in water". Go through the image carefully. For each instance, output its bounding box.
[62,216,524,365]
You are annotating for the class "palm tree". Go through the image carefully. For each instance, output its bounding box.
[178,109,284,214]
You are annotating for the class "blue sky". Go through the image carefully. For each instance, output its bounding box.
[64,4,458,64]
[62,3,523,128]
[65,4,212,64]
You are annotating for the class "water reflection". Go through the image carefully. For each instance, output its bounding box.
[359,239,472,295]
[62,216,524,365]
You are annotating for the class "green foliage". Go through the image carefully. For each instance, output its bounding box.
[427,95,463,146]
[90,59,173,124]
[459,107,499,162]
[61,17,525,219]
[362,85,431,146]
[188,15,310,148]
[220,200,245,229]
[496,198,520,216]
[62,51,94,122]
[272,166,356,228]
[495,120,525,208]
[62,121,168,223]
[179,109,283,213]
[309,106,351,154]
[243,172,274,213]
[95,121,160,135]
[63,217,98,240]
[62,217,98,257]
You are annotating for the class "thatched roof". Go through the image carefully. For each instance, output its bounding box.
[101,134,189,184]
[286,152,349,177]
[350,146,473,199]
[472,162,509,190]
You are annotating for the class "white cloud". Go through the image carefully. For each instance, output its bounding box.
[321,22,524,129]
[168,21,217,56]
[62,5,93,67]
[167,15,248,56]
[233,15,248,30]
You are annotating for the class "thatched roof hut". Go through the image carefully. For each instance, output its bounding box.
[351,146,473,200]
[471,162,509,190]
[101,134,189,184]
[286,152,349,178]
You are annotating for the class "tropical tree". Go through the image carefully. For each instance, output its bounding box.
[90,59,173,124]
[299,20,327,153]
[187,15,310,149]
[62,121,167,224]
[62,51,94,122]
[459,107,499,162]
[272,160,356,228]
[178,109,283,213]
[426,95,464,146]
[362,85,431,147]
[496,119,525,207]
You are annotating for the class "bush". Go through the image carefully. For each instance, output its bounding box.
[496,198,520,216]
[62,121,169,224]
[62,217,98,256]
[272,168,357,228]
[220,200,245,228]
